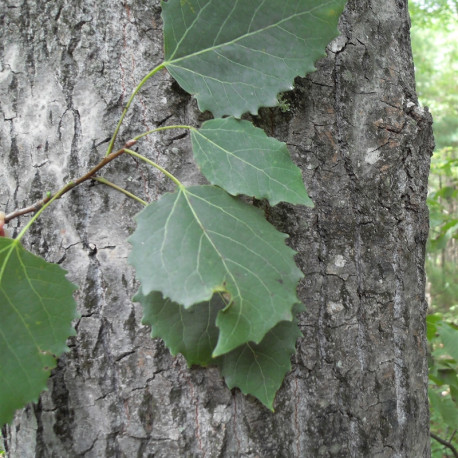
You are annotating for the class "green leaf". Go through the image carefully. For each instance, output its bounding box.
[162,0,347,117]
[434,186,457,200]
[134,289,224,366]
[437,369,458,395]
[135,289,303,410]
[129,185,303,356]
[429,373,445,386]
[429,389,458,429]
[217,309,303,411]
[426,313,442,341]
[191,117,313,206]
[0,238,77,426]
[438,322,458,362]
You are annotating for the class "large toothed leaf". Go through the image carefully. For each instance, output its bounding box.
[218,306,303,411]
[162,0,347,117]
[135,290,303,410]
[129,185,303,356]
[191,117,314,206]
[135,289,224,366]
[0,238,77,426]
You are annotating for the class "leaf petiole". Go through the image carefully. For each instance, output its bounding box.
[106,63,166,156]
[124,148,183,188]
[132,125,194,143]
[92,177,147,206]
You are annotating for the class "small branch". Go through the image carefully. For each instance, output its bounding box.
[4,140,136,224]
[4,197,51,224]
[92,176,147,206]
[430,432,458,458]
[0,211,7,237]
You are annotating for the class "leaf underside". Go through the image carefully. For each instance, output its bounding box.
[191,117,314,206]
[135,290,303,410]
[162,0,347,117]
[135,290,224,366]
[218,308,303,411]
[128,185,303,356]
[0,238,77,426]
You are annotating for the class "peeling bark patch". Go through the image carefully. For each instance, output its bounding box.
[365,149,381,165]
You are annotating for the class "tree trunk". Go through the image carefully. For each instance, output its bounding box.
[0,0,433,456]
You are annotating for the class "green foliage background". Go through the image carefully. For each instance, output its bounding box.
[409,0,458,455]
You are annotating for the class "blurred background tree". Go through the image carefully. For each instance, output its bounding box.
[409,0,458,456]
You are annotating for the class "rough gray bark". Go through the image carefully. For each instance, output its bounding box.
[1,0,433,456]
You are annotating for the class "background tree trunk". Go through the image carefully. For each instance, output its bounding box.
[1,0,433,456]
